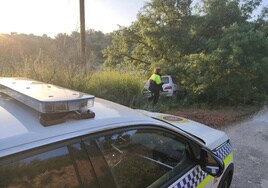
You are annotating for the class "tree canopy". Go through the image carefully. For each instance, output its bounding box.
[103,0,268,104]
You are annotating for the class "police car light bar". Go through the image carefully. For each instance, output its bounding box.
[0,77,95,114]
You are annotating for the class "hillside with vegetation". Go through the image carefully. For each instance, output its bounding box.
[0,0,267,124]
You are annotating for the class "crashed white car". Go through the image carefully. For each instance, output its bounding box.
[0,77,233,188]
[143,75,186,97]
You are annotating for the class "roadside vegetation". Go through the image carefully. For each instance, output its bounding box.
[0,0,267,126]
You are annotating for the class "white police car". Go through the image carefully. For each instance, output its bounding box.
[0,77,233,188]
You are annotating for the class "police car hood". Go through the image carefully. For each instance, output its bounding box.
[137,110,229,150]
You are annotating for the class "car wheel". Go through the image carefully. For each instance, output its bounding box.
[218,173,232,188]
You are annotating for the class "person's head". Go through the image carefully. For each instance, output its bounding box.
[154,67,161,74]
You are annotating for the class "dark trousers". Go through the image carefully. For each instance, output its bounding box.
[148,90,160,105]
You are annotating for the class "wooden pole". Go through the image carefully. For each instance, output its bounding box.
[80,0,86,65]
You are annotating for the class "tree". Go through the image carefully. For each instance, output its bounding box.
[103,0,194,74]
[240,0,262,19]
[0,30,111,77]
[103,0,268,104]
[184,23,268,104]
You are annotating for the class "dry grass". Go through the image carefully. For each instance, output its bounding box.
[165,105,261,127]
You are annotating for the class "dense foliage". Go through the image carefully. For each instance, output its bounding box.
[103,0,268,105]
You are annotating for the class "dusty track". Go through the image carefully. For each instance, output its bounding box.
[220,107,268,188]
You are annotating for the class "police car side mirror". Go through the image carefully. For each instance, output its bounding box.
[200,148,224,177]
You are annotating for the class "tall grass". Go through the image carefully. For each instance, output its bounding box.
[85,70,145,107]
[0,57,188,109]
[0,58,150,108]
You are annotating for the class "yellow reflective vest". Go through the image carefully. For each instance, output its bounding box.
[150,73,161,85]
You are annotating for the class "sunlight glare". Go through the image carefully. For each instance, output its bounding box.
[0,0,146,37]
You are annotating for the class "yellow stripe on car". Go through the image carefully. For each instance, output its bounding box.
[224,152,233,166]
[197,175,212,188]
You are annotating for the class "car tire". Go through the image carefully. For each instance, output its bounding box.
[219,174,232,188]
[217,164,233,188]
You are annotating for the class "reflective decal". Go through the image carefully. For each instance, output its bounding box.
[214,142,232,160]
[163,116,184,121]
[169,166,207,188]
[169,142,233,188]
[157,115,189,123]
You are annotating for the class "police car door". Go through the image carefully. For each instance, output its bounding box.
[83,125,217,188]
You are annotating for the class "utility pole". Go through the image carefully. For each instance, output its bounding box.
[80,0,86,65]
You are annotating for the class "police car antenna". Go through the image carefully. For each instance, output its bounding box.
[0,77,95,126]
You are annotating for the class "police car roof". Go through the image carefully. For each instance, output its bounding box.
[0,95,157,156]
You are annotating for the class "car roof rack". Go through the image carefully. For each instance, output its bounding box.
[0,77,95,126]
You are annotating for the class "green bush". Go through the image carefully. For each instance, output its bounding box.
[85,70,145,107]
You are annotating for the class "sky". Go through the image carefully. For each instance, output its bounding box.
[0,0,147,37]
[0,0,267,38]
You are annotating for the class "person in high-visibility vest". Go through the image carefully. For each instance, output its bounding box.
[148,67,163,104]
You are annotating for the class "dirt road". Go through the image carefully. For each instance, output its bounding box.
[220,106,268,188]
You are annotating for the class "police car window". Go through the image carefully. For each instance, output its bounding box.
[0,143,99,188]
[95,128,193,188]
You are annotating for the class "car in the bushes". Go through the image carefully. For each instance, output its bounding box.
[143,75,186,98]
